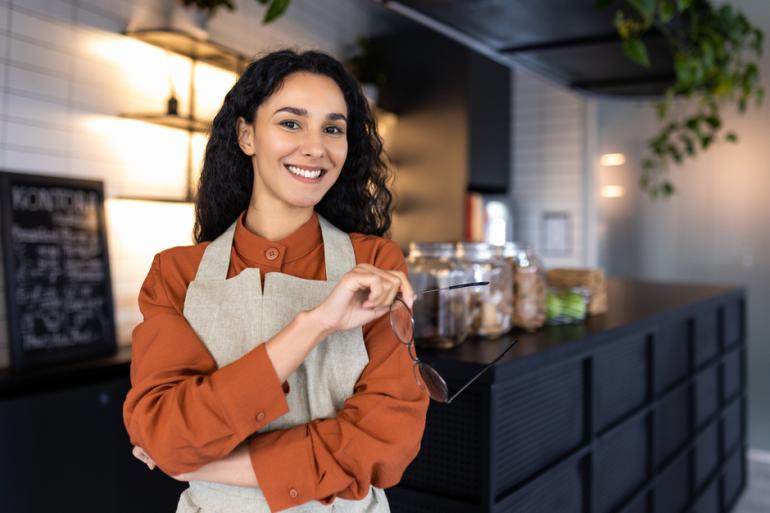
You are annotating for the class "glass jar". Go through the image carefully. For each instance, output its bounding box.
[500,242,546,331]
[456,242,513,338]
[406,243,472,349]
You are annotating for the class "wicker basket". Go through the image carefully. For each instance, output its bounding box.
[546,268,607,315]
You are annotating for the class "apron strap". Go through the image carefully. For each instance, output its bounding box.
[318,214,356,281]
[194,220,237,281]
[194,213,355,282]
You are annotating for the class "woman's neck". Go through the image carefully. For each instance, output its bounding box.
[243,204,314,241]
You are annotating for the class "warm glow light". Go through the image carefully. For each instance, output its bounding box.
[106,199,196,344]
[191,132,209,192]
[106,199,195,255]
[601,185,625,198]
[194,63,237,120]
[600,153,626,167]
[80,115,188,198]
[83,33,192,114]
[374,108,398,152]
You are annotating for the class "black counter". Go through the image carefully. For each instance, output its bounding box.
[388,279,747,513]
[0,279,747,513]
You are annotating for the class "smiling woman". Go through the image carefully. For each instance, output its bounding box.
[235,72,349,211]
[122,50,429,513]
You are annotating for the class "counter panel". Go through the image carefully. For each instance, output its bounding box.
[594,332,649,432]
[492,360,585,495]
[594,413,649,513]
[654,317,690,394]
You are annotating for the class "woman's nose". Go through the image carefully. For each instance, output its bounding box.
[300,131,325,158]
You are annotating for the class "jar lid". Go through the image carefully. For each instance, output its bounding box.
[456,242,497,260]
[500,241,528,258]
[409,242,457,258]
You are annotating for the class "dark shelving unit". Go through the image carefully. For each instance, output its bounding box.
[386,280,747,513]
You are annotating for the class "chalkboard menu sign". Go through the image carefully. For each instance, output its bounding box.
[0,171,116,369]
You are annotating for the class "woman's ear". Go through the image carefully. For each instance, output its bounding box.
[236,117,256,156]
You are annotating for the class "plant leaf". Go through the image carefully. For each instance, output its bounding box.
[628,0,655,23]
[680,134,695,155]
[623,38,651,67]
[705,115,721,129]
[658,0,675,23]
[676,0,692,11]
[263,0,290,24]
[725,132,738,142]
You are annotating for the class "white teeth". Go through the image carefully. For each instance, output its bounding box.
[286,165,322,179]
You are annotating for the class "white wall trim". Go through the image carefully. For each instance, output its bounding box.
[582,98,598,267]
[748,448,770,465]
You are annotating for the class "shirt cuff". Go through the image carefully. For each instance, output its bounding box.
[211,343,289,441]
[249,428,317,512]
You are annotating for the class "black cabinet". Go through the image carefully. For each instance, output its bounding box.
[467,52,511,194]
[0,374,184,513]
[387,281,748,513]
[378,28,512,195]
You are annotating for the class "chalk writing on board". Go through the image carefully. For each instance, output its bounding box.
[2,176,114,363]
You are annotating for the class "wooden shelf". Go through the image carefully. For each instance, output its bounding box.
[120,113,210,133]
[114,194,193,204]
[126,29,248,73]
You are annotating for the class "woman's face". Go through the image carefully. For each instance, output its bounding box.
[237,71,349,211]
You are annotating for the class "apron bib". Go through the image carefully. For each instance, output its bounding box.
[176,214,390,513]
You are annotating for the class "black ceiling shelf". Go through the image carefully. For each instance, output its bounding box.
[378,0,676,96]
[114,194,194,204]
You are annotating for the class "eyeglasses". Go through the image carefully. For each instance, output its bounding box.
[389,281,519,404]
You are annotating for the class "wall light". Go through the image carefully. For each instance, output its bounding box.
[601,185,625,198]
[600,153,626,167]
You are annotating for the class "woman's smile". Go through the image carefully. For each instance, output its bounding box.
[284,163,327,183]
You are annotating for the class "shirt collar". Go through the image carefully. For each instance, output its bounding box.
[233,210,323,267]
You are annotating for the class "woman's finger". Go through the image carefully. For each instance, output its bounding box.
[357,264,400,307]
[393,270,417,309]
[362,266,415,309]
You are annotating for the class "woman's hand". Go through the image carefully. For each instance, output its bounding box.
[132,445,157,471]
[311,263,415,334]
[132,445,188,481]
[132,443,256,486]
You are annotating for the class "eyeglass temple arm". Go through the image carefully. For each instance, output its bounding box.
[418,281,490,296]
[446,339,519,404]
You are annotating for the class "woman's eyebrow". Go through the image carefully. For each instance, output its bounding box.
[274,106,347,122]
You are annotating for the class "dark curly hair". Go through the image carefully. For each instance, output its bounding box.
[193,49,392,243]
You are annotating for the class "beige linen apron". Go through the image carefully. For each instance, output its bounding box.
[175,214,390,513]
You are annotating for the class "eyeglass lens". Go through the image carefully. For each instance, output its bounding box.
[390,295,519,404]
[390,299,450,402]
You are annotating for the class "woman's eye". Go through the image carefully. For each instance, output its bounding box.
[325,125,344,135]
[280,120,300,129]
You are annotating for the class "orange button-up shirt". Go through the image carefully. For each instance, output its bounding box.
[122,211,430,512]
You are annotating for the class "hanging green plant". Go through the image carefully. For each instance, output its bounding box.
[597,0,764,197]
[181,0,291,24]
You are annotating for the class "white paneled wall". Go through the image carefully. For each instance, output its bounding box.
[0,0,390,356]
[512,68,588,268]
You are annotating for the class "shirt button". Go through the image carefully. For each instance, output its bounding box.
[289,488,299,499]
[256,411,265,421]
[265,248,279,260]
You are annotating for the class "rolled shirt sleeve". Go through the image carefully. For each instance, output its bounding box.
[123,252,291,476]
[249,240,431,512]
